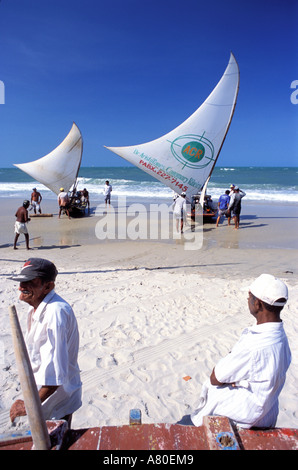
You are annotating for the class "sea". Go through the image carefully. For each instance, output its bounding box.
[0,166,297,205]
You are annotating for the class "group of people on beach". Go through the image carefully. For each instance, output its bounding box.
[8,257,292,434]
[216,184,246,229]
[172,184,246,234]
[13,181,113,249]
[58,187,90,219]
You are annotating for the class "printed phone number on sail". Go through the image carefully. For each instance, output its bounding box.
[139,159,188,192]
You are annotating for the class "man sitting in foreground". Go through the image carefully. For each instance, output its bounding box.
[9,258,82,426]
[178,274,291,429]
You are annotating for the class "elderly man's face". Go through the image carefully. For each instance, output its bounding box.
[19,278,52,309]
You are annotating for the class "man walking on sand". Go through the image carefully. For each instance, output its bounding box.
[14,200,31,250]
[177,274,291,429]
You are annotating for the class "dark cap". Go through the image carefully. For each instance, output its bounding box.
[9,258,58,283]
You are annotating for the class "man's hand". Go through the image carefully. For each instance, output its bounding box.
[10,399,26,422]
[10,385,58,423]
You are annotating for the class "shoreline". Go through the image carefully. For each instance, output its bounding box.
[1,196,298,251]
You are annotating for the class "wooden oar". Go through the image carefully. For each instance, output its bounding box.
[9,305,51,450]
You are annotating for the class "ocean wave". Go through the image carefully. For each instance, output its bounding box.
[0,181,297,203]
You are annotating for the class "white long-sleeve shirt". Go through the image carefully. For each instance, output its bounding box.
[191,321,291,428]
[25,290,82,420]
[173,196,186,218]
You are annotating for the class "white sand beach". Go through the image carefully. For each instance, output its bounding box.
[0,197,298,435]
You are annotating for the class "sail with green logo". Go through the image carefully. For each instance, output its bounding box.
[105,53,239,202]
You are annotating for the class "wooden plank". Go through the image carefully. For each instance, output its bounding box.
[238,427,298,450]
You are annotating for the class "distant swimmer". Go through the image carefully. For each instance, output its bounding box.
[14,200,31,250]
[104,180,112,205]
[31,188,42,214]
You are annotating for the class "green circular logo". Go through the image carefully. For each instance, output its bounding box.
[181,141,205,163]
[169,134,215,169]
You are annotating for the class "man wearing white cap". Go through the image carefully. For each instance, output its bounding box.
[178,274,291,429]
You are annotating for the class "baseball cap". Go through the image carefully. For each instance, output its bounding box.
[9,258,58,283]
[249,274,288,307]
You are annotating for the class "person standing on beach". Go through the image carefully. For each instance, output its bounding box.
[228,186,246,229]
[173,192,187,233]
[31,188,42,215]
[9,258,82,426]
[104,180,112,206]
[82,188,90,212]
[14,200,31,250]
[216,190,230,227]
[177,274,291,429]
[58,188,70,219]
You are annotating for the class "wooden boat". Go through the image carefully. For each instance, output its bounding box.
[1,414,298,451]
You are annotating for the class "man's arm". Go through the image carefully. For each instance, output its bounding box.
[210,368,225,386]
[10,385,59,422]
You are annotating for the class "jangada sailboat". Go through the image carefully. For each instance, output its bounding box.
[14,122,86,217]
[105,53,240,220]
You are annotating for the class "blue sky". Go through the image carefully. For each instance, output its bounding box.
[0,0,297,168]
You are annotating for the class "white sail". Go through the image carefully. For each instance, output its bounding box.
[14,122,83,195]
[105,53,239,201]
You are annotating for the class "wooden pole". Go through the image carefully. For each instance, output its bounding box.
[9,305,51,450]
